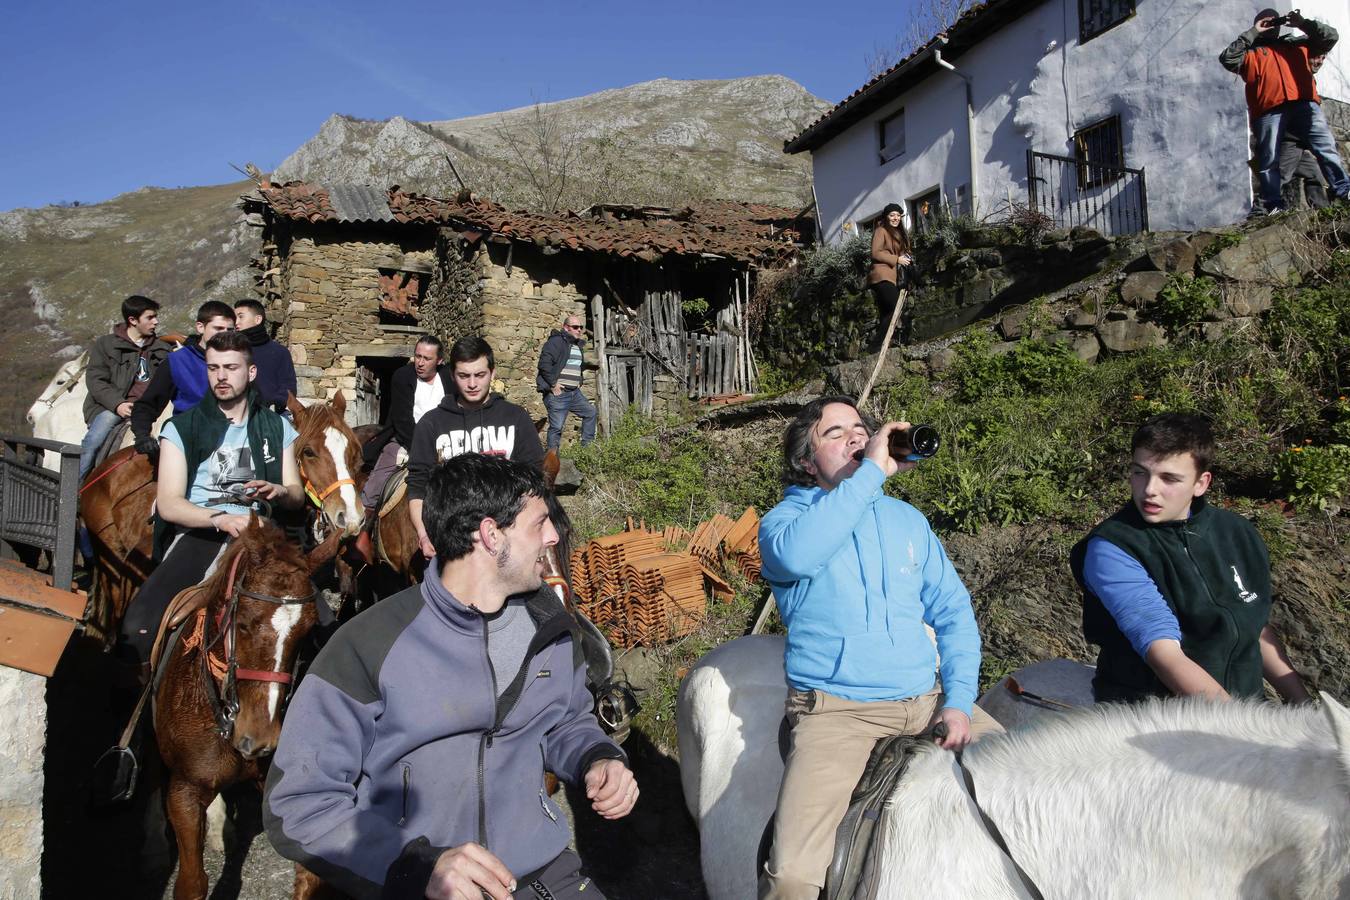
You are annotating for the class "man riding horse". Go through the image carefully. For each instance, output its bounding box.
[1073,412,1311,704]
[79,294,172,481]
[405,336,544,560]
[352,332,454,565]
[114,329,304,676]
[129,300,236,463]
[757,397,1002,900]
[265,453,636,899]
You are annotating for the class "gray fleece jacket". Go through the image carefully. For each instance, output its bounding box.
[262,565,624,899]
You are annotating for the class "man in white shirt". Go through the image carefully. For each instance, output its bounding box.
[353,336,454,563]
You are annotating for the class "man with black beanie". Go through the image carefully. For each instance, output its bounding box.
[233,299,297,413]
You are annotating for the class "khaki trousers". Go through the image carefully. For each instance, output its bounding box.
[758,687,1003,900]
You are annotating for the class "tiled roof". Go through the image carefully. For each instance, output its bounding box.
[784,0,1046,154]
[246,183,813,265]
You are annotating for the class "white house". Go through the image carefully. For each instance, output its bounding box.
[789,0,1350,241]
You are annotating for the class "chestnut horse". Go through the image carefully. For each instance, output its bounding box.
[154,517,322,900]
[79,392,365,643]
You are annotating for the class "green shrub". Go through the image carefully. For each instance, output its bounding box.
[1275,443,1350,511]
[1264,261,1350,392]
[1154,274,1220,330]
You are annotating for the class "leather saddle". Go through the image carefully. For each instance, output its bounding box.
[370,466,408,568]
[758,718,924,900]
[93,419,133,472]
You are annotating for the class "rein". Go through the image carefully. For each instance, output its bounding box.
[78,451,140,495]
[950,749,1046,900]
[196,549,317,740]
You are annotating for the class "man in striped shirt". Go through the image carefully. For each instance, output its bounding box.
[536,315,598,450]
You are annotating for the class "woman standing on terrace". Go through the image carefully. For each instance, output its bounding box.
[867,203,912,348]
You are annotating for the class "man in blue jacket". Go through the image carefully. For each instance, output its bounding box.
[758,397,999,900]
[130,300,235,461]
[264,454,637,899]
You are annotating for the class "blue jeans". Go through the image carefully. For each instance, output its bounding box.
[543,388,597,449]
[79,409,123,481]
[1253,101,1350,213]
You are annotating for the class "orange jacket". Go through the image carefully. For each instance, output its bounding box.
[1242,42,1320,118]
[1220,20,1338,121]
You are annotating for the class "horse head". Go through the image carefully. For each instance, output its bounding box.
[27,352,87,428]
[288,390,365,542]
[204,516,319,760]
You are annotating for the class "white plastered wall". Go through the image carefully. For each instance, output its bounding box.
[812,0,1347,243]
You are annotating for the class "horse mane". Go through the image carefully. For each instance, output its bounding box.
[965,695,1333,771]
[291,398,362,474]
[867,696,1350,899]
[198,520,308,607]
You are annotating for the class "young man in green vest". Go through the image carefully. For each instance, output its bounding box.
[116,329,304,669]
[1072,413,1309,704]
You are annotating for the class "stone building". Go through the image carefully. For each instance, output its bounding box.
[240,181,811,429]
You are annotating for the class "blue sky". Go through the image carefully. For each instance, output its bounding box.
[0,0,911,212]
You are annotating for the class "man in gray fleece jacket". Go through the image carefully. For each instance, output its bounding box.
[264,454,637,899]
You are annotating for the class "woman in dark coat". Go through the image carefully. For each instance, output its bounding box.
[867,203,913,339]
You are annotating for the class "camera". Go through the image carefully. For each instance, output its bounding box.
[1264,9,1299,26]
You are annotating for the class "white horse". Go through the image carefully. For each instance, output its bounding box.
[678,636,1350,900]
[28,339,183,472]
[27,352,90,471]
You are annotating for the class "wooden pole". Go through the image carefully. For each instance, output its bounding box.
[591,291,611,435]
[750,592,777,635]
[856,289,906,409]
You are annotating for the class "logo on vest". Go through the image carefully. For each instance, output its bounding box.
[1231,566,1259,603]
[262,438,275,465]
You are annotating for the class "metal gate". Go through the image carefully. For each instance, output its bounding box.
[1026,149,1149,236]
[0,434,80,591]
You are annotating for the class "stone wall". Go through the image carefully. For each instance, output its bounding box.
[272,229,435,424]
[475,242,590,419]
[826,211,1339,394]
[0,667,43,900]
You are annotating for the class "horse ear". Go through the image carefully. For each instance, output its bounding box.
[330,390,347,417]
[286,392,306,421]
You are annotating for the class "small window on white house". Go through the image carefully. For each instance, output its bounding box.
[878,109,905,163]
[909,188,943,234]
[1074,115,1125,189]
[1079,0,1135,43]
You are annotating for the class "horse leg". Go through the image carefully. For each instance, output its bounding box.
[205,794,227,855]
[165,774,214,900]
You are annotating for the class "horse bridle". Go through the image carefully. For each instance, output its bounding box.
[200,551,317,741]
[298,455,356,540]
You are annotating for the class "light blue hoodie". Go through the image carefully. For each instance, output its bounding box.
[759,459,981,714]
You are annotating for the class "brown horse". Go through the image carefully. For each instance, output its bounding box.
[79,392,365,642]
[154,517,322,900]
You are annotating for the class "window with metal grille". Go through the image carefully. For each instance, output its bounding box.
[878,109,905,164]
[1080,0,1135,43]
[908,188,942,235]
[1074,116,1124,189]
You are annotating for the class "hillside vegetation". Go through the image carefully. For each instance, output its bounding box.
[562,211,1350,751]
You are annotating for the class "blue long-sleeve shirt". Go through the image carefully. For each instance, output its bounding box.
[1082,537,1182,658]
[759,459,982,714]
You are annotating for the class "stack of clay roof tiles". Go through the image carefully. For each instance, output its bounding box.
[246,181,812,266]
[568,509,764,649]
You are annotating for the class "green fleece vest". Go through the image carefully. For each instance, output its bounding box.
[152,387,285,561]
[1075,498,1271,702]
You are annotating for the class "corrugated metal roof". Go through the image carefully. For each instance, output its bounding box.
[324,183,396,223]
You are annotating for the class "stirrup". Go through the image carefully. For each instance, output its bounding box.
[90,744,140,807]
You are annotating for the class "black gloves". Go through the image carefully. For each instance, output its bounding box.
[134,435,159,463]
